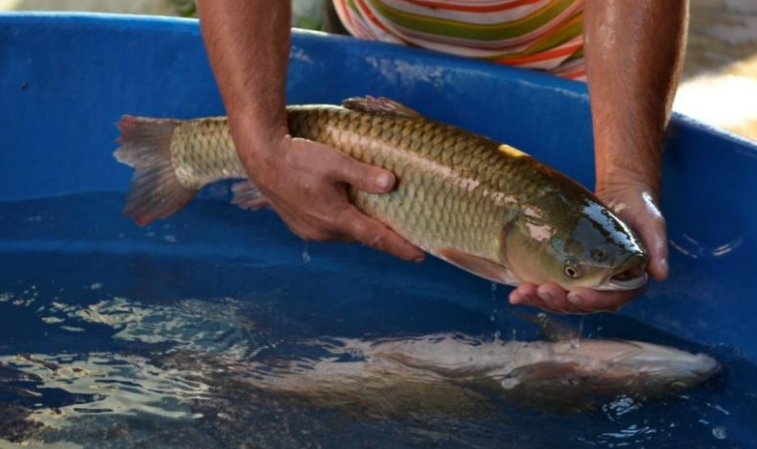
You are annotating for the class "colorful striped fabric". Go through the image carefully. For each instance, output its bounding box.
[332,0,586,80]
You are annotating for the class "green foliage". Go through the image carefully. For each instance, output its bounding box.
[172,0,198,18]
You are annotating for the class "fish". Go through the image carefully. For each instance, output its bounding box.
[114,96,648,291]
[238,333,720,414]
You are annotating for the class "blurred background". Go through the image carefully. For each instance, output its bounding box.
[1,0,755,142]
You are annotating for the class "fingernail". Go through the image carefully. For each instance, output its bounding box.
[568,294,584,305]
[659,258,669,275]
[376,173,393,190]
[510,292,522,304]
[538,291,553,303]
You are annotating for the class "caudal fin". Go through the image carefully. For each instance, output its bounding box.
[114,116,198,226]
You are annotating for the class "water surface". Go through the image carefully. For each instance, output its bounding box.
[1,193,755,449]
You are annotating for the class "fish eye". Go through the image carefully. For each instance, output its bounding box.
[563,259,582,279]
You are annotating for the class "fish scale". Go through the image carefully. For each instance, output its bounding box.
[114,96,647,290]
[170,107,576,259]
[286,105,533,260]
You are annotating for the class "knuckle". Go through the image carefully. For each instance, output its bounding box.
[366,232,389,251]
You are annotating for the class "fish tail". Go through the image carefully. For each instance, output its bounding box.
[114,116,198,226]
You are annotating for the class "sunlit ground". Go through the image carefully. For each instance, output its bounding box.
[2,0,756,142]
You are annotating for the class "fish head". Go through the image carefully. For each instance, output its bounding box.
[502,340,721,409]
[564,340,720,391]
[503,186,648,291]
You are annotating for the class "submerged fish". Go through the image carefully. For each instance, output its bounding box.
[240,334,720,414]
[115,96,647,291]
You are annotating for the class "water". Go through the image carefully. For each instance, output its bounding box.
[1,193,755,449]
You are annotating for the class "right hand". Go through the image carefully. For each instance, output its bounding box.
[240,133,426,262]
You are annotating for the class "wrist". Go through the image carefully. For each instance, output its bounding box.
[228,109,289,161]
[594,139,663,197]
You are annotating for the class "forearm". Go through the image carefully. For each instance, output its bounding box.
[197,0,291,155]
[584,0,688,193]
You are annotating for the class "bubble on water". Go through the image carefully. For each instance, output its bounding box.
[60,326,85,333]
[712,426,727,440]
[0,292,13,303]
[42,317,65,324]
[603,396,642,420]
[706,401,732,416]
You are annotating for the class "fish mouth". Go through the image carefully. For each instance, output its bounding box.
[597,253,649,291]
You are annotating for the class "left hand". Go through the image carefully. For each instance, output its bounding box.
[508,178,668,314]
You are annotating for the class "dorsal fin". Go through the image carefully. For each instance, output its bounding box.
[342,96,422,118]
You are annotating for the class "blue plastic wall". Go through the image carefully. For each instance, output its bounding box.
[1,13,756,362]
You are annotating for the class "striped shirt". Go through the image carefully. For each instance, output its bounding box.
[332,0,586,80]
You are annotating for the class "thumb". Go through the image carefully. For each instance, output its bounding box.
[331,153,396,194]
[621,191,669,281]
[640,192,669,281]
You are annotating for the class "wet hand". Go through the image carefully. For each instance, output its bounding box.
[240,135,426,262]
[509,181,667,314]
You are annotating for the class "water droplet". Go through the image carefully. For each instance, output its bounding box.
[712,426,727,440]
[302,243,311,263]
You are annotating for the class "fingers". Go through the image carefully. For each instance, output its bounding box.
[337,207,425,262]
[510,283,586,314]
[327,150,397,194]
[510,282,644,314]
[566,286,643,313]
[638,192,669,281]
[608,189,669,282]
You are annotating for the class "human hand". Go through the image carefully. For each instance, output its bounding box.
[239,133,426,262]
[508,178,667,314]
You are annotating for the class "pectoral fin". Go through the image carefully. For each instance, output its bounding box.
[436,248,518,285]
[509,311,581,342]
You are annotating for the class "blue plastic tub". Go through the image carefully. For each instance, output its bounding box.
[1,13,756,448]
